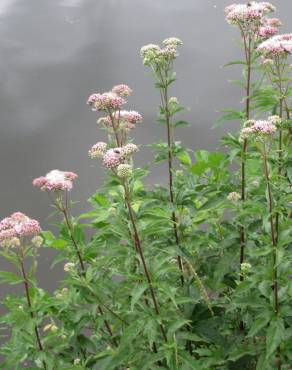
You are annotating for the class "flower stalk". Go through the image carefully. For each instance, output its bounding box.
[123,180,168,343]
[261,142,281,370]
[18,249,47,370]
[56,192,118,348]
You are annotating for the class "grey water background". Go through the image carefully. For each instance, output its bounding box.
[0,0,291,295]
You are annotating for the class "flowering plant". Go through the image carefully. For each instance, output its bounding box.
[0,2,292,370]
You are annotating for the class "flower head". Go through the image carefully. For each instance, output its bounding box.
[87,92,126,111]
[0,212,41,245]
[118,110,143,124]
[140,44,160,59]
[0,237,21,248]
[162,37,183,47]
[240,118,277,141]
[258,33,292,57]
[227,191,241,201]
[225,2,275,26]
[259,25,278,38]
[88,142,107,158]
[112,84,132,97]
[169,97,179,105]
[241,262,252,272]
[32,235,43,247]
[121,143,139,156]
[102,148,125,169]
[268,115,282,126]
[140,38,182,66]
[33,170,78,191]
[265,17,282,26]
[64,262,75,272]
[117,164,133,178]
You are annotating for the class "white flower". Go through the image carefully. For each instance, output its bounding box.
[64,262,75,272]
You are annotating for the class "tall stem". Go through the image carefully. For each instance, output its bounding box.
[240,36,252,281]
[19,254,47,370]
[161,80,184,286]
[262,144,281,370]
[123,181,168,343]
[61,205,117,347]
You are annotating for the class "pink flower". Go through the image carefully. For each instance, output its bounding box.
[102,148,125,169]
[240,119,277,140]
[225,2,275,25]
[87,92,126,111]
[0,212,41,243]
[121,143,139,156]
[88,142,107,158]
[265,17,282,26]
[33,170,78,191]
[259,25,278,38]
[112,84,132,97]
[97,116,113,128]
[118,110,143,124]
[258,33,292,56]
[97,111,142,130]
[87,93,100,106]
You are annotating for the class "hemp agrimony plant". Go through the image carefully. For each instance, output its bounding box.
[0,2,292,370]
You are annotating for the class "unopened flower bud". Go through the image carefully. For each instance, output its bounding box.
[117,164,133,178]
[268,115,282,126]
[169,97,179,105]
[32,235,43,247]
[227,192,241,202]
[241,262,251,272]
[43,323,58,333]
[64,262,75,272]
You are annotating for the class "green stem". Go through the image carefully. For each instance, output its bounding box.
[60,203,117,347]
[240,34,252,283]
[160,75,184,286]
[19,253,47,370]
[123,180,168,343]
[262,144,281,370]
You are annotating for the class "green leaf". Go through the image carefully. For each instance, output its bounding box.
[174,120,190,127]
[248,311,271,337]
[0,271,23,285]
[177,151,192,166]
[130,283,148,310]
[266,318,284,359]
[224,60,246,67]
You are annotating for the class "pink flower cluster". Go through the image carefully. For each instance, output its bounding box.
[0,212,41,243]
[112,84,132,97]
[102,148,125,169]
[88,141,107,158]
[119,110,142,124]
[258,33,292,56]
[33,170,78,191]
[87,92,126,111]
[101,144,139,169]
[121,143,139,156]
[240,118,277,140]
[265,17,282,27]
[259,25,278,38]
[97,110,143,131]
[225,2,276,25]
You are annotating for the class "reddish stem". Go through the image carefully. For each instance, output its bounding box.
[19,255,47,370]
